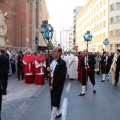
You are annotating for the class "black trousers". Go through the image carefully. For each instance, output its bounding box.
[82,69,95,86]
[17,65,24,79]
[11,63,16,74]
[115,68,120,83]
[51,85,64,108]
[0,85,2,120]
[102,66,110,74]
[0,74,8,94]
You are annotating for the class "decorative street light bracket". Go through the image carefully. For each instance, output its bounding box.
[41,20,53,41]
[103,38,109,52]
[84,31,92,42]
[83,31,92,91]
[103,39,109,46]
[40,20,54,110]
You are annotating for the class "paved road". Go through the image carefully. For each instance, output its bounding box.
[18,75,120,120]
[1,74,120,120]
[1,75,46,120]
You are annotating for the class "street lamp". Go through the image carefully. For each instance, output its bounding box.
[84,31,92,49]
[83,31,92,91]
[103,38,109,52]
[41,20,53,109]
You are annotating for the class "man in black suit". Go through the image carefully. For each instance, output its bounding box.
[0,49,9,95]
[79,50,96,96]
[0,85,2,120]
[115,49,120,86]
[47,47,67,120]
[17,51,24,80]
[0,49,9,120]
[101,52,112,82]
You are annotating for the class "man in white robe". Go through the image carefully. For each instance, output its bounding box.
[69,51,76,80]
[61,52,69,77]
[74,52,78,79]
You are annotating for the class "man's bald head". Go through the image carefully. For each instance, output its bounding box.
[52,46,62,59]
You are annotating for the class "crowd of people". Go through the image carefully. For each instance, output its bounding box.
[0,46,120,120]
[58,49,119,97]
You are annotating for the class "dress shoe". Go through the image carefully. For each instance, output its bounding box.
[56,113,62,119]
[69,78,75,80]
[114,83,117,86]
[101,80,105,82]
[78,93,85,96]
[93,90,96,94]
[2,91,7,95]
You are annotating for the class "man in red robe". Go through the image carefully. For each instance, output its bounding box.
[34,51,46,85]
[23,49,35,83]
[78,52,84,82]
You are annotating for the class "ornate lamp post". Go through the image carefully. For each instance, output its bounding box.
[84,31,92,51]
[83,31,92,90]
[41,20,53,108]
[103,38,109,52]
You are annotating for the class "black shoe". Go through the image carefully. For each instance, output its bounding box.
[2,91,7,95]
[114,83,117,86]
[107,79,109,81]
[93,90,96,94]
[78,93,85,96]
[69,78,75,80]
[56,113,62,119]
[101,80,105,82]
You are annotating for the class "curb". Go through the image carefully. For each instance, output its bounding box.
[11,84,47,120]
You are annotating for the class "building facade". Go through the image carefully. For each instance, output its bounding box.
[76,0,109,52]
[60,28,69,51]
[0,0,49,51]
[69,26,73,51]
[109,0,120,52]
[38,0,50,49]
[52,30,58,46]
[73,6,83,47]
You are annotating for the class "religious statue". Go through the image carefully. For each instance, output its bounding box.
[0,10,7,45]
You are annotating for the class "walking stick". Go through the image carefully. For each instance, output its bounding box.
[41,20,54,111]
[105,56,107,77]
[47,40,52,110]
[83,31,92,91]
[86,42,89,91]
[86,65,88,91]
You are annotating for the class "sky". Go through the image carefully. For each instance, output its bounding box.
[46,0,88,41]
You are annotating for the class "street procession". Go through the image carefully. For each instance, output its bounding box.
[0,0,120,120]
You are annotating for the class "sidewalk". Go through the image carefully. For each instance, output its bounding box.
[1,74,46,120]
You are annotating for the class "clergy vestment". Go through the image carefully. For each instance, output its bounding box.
[23,54,35,83]
[34,55,46,85]
[78,54,84,82]
[69,53,76,79]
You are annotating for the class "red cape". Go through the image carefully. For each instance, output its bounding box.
[23,54,35,62]
[78,54,84,82]
[35,55,46,74]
